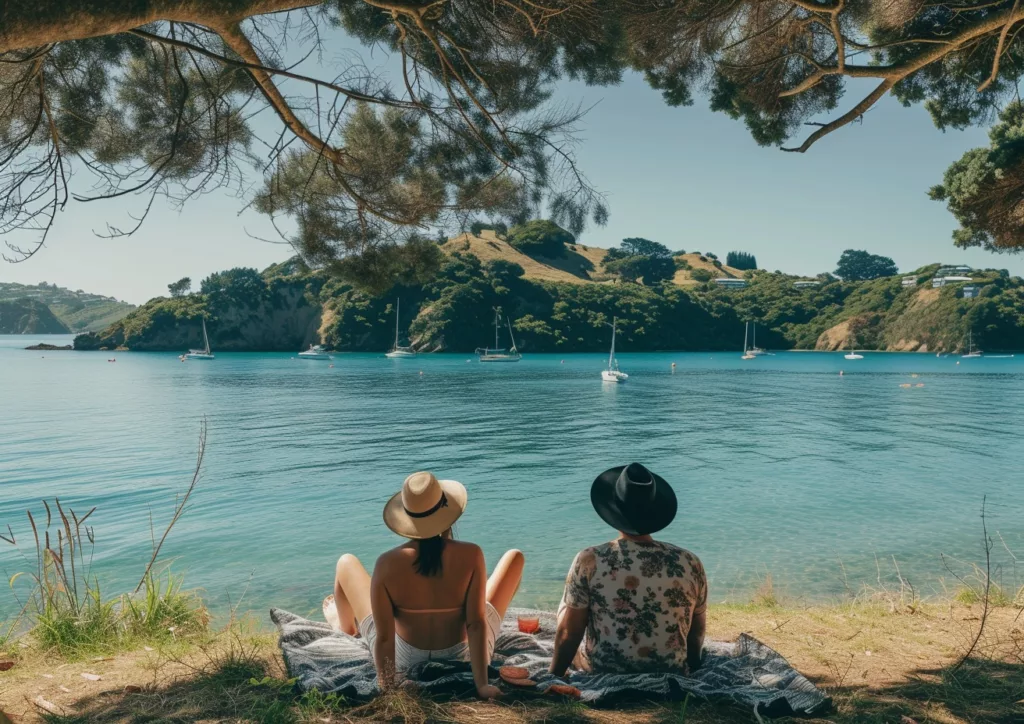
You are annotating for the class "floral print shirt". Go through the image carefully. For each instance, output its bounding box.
[558,539,707,674]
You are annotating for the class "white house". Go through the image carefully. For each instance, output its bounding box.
[936,265,972,277]
[932,275,973,288]
[962,285,981,299]
[714,278,748,289]
[901,276,917,288]
[793,280,820,289]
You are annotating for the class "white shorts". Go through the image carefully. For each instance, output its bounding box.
[359,603,502,672]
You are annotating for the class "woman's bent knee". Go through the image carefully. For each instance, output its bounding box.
[336,553,361,576]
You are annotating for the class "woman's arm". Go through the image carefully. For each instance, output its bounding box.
[549,605,587,677]
[686,609,706,673]
[464,545,499,699]
[369,560,397,691]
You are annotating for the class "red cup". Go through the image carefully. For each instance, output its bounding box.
[517,616,540,634]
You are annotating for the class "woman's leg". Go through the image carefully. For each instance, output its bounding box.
[325,554,372,635]
[486,549,525,619]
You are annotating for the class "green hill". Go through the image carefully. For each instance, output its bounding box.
[0,299,71,334]
[0,282,135,332]
[73,242,1024,354]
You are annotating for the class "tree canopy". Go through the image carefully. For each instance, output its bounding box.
[506,219,574,258]
[168,277,191,297]
[6,0,1024,279]
[835,249,898,281]
[620,238,671,258]
[727,251,757,270]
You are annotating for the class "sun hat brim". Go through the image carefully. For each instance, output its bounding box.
[590,465,677,536]
[383,479,467,539]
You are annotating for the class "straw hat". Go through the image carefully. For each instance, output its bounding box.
[590,462,677,536]
[383,471,467,539]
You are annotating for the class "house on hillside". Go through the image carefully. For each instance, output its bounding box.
[714,278,748,289]
[901,276,917,288]
[936,265,972,277]
[962,285,982,299]
[932,275,973,288]
[793,280,820,289]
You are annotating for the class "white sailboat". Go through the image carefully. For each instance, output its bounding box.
[602,317,628,382]
[385,299,416,358]
[477,311,522,362]
[748,322,768,356]
[741,322,755,360]
[298,344,332,360]
[962,330,983,358]
[844,331,864,360]
[184,318,214,360]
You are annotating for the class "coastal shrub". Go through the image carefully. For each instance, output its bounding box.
[705,252,718,261]
[506,219,573,258]
[674,257,691,270]
[620,238,672,258]
[605,255,675,285]
[690,268,713,282]
[835,249,899,280]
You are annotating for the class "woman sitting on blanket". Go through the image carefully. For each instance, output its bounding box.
[325,471,524,700]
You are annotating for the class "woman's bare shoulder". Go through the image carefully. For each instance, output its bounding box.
[447,540,483,559]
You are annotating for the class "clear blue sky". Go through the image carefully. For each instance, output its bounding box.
[0,44,1012,305]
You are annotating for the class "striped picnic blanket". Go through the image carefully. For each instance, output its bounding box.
[271,607,830,718]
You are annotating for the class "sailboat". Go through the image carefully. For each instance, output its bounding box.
[748,322,768,356]
[385,299,416,358]
[741,322,756,360]
[962,330,982,358]
[477,311,522,362]
[602,317,629,382]
[183,318,214,360]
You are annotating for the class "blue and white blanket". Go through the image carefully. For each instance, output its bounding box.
[270,607,830,718]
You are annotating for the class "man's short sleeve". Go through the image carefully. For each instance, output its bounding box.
[561,549,594,610]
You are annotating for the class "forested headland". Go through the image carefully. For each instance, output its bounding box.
[73,229,1024,354]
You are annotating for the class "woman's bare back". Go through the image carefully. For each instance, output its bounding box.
[375,539,482,650]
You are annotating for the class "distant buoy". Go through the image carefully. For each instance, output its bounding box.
[419,371,424,375]
[329,364,334,368]
[956,361,960,365]
[915,383,925,387]
[900,383,911,388]
[911,373,919,378]
[561,360,565,364]
[671,362,676,368]
[839,370,844,376]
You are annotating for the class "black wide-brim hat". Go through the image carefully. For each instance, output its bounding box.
[590,462,677,536]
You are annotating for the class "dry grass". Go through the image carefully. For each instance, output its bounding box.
[671,254,745,286]
[441,232,609,285]
[2,600,1020,724]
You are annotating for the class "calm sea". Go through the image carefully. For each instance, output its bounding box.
[2,335,1022,621]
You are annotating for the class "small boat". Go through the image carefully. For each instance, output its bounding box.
[844,332,863,360]
[184,318,215,360]
[602,317,628,382]
[741,322,755,360]
[477,311,521,362]
[962,330,982,358]
[385,299,416,358]
[748,322,768,356]
[298,344,332,360]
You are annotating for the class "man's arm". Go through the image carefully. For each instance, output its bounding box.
[549,605,587,677]
[686,608,706,672]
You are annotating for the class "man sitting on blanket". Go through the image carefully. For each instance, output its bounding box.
[550,463,708,676]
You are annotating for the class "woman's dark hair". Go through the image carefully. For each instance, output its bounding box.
[414,527,452,577]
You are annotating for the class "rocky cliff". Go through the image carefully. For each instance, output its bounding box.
[0,299,71,334]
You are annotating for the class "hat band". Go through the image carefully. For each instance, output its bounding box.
[405,492,448,519]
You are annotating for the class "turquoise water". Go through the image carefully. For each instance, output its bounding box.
[2,335,1023,622]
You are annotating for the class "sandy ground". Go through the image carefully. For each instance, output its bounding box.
[2,601,1020,723]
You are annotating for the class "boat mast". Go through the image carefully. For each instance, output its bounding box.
[743,322,749,353]
[495,310,500,350]
[202,318,210,354]
[752,322,756,349]
[394,298,400,349]
[506,317,518,353]
[609,317,617,370]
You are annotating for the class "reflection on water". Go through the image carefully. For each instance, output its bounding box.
[2,336,1022,619]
